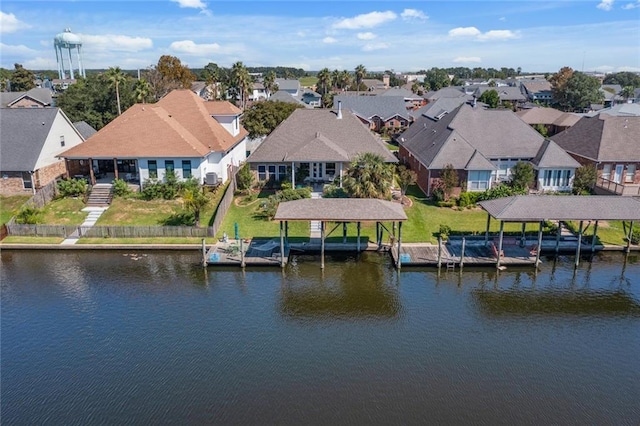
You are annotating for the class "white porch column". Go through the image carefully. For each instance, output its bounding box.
[339,163,343,187]
[291,162,295,187]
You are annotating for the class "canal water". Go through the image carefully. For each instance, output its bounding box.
[1,250,639,424]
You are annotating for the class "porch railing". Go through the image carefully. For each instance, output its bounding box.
[597,177,640,196]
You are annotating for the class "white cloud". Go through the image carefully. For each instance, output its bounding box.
[0,42,36,55]
[24,57,57,69]
[453,56,482,63]
[499,17,506,21]
[297,31,306,37]
[622,0,639,8]
[323,36,337,44]
[449,27,482,37]
[401,9,428,20]
[80,34,153,52]
[0,11,31,33]
[362,42,389,52]
[449,27,519,41]
[477,30,520,41]
[170,40,221,55]
[597,0,615,10]
[333,11,397,29]
[357,32,377,40]
[171,0,207,9]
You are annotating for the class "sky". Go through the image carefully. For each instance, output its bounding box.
[1,0,639,74]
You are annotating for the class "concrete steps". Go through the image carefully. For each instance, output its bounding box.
[87,184,113,207]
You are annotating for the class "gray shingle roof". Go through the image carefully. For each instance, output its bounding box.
[247,109,397,163]
[552,113,640,162]
[479,195,640,221]
[269,91,310,108]
[275,78,300,91]
[380,87,421,99]
[0,108,60,171]
[274,198,407,221]
[466,150,497,171]
[531,139,581,169]
[1,88,53,108]
[72,121,97,140]
[476,86,527,102]
[334,95,410,121]
[409,97,467,120]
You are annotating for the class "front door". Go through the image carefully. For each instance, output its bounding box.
[614,164,624,183]
[312,162,323,180]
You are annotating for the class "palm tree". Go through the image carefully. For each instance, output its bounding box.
[231,61,251,109]
[182,187,209,227]
[331,69,340,90]
[105,66,127,115]
[355,64,367,95]
[621,86,635,101]
[343,152,394,199]
[338,70,351,91]
[316,68,331,97]
[133,78,151,104]
[263,70,276,98]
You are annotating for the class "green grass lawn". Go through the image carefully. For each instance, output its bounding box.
[39,197,88,225]
[299,76,318,87]
[0,195,30,224]
[1,236,64,244]
[564,219,632,246]
[77,237,216,244]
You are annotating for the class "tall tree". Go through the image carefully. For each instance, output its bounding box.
[440,164,458,201]
[510,162,535,190]
[263,70,276,98]
[549,66,574,108]
[144,55,195,100]
[231,61,251,110]
[105,66,127,115]
[343,152,394,199]
[337,70,351,90]
[396,164,417,197]
[424,68,450,91]
[621,86,635,101]
[133,78,151,103]
[554,71,603,112]
[331,69,340,89]
[355,64,367,95]
[316,67,331,96]
[479,89,500,108]
[241,100,302,138]
[10,63,35,91]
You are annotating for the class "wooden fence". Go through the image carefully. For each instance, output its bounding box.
[210,175,236,238]
[26,180,58,209]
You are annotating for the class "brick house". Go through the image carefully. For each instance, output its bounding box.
[397,103,580,196]
[333,95,412,133]
[552,103,640,196]
[0,108,85,194]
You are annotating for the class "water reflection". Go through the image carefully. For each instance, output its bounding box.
[279,253,400,320]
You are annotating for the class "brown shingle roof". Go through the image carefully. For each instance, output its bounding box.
[204,101,243,115]
[60,90,247,159]
[274,198,407,221]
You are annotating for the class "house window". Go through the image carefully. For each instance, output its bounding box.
[325,163,336,178]
[268,165,276,180]
[60,136,65,147]
[182,160,192,179]
[602,164,611,180]
[468,171,490,191]
[22,172,33,189]
[148,160,158,179]
[625,165,636,183]
[278,165,287,181]
[165,160,175,174]
[258,165,266,181]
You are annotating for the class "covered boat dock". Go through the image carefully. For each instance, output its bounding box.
[273,198,408,269]
[478,195,640,268]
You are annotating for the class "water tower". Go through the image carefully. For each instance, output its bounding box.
[54,28,86,80]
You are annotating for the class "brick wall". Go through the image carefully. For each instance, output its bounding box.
[9,98,45,108]
[34,161,67,189]
[0,172,31,195]
[398,146,430,195]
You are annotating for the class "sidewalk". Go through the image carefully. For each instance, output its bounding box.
[61,206,108,245]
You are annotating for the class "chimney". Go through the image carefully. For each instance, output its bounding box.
[472,96,477,108]
[337,101,342,119]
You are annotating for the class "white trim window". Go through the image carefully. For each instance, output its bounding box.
[542,169,571,188]
[602,164,612,180]
[258,165,266,181]
[468,170,491,191]
[625,165,636,183]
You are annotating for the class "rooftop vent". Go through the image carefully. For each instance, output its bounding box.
[337,101,342,119]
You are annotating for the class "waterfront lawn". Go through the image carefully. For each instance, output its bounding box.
[564,220,632,246]
[0,195,30,224]
[77,237,217,245]
[39,198,88,225]
[218,192,309,240]
[1,236,64,244]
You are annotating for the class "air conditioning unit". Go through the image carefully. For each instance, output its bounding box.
[205,172,219,185]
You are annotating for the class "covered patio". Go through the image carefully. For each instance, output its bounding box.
[479,195,640,268]
[273,198,408,269]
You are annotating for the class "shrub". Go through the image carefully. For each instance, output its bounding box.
[112,178,132,198]
[57,178,88,198]
[322,184,348,198]
[436,200,456,208]
[259,186,311,220]
[573,165,597,195]
[431,187,445,202]
[510,162,535,190]
[631,228,640,245]
[457,192,480,208]
[15,205,42,224]
[236,162,255,191]
[476,184,527,201]
[438,224,451,239]
[280,180,293,191]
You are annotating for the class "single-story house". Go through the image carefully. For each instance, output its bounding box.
[397,103,580,196]
[334,95,412,132]
[552,104,640,196]
[520,79,553,103]
[59,89,248,187]
[269,90,311,108]
[247,104,397,187]
[1,108,85,194]
[275,78,300,97]
[0,88,53,108]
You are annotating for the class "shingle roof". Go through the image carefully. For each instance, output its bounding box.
[247,109,397,163]
[334,95,410,121]
[531,139,581,169]
[72,121,97,140]
[274,198,407,221]
[466,150,497,171]
[520,80,552,93]
[476,86,527,102]
[60,89,247,159]
[516,107,581,127]
[269,90,310,107]
[399,104,549,169]
[380,87,421,99]
[552,113,640,162]
[424,86,470,101]
[1,108,60,170]
[409,97,467,120]
[204,101,242,115]
[479,195,640,221]
[275,78,300,91]
[1,88,53,108]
